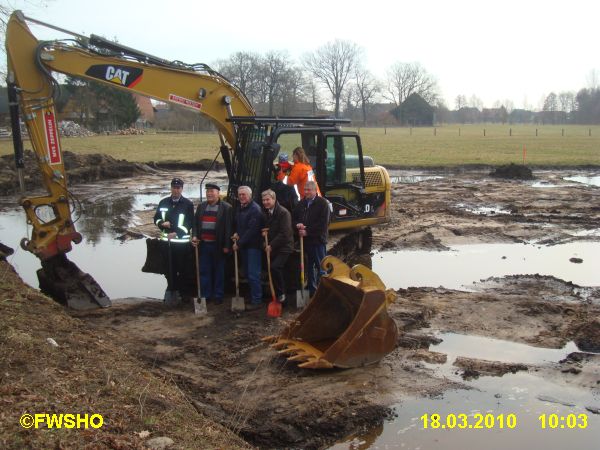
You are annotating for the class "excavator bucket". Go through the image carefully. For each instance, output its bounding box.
[263,255,398,369]
[37,254,111,310]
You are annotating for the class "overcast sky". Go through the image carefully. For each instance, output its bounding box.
[6,0,599,110]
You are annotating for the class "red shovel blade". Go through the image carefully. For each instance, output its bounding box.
[267,297,282,318]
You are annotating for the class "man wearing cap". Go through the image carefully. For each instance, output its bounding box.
[191,183,232,305]
[154,177,194,304]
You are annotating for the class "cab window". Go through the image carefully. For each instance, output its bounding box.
[325,135,363,187]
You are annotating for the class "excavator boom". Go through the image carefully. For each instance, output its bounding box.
[5,11,255,308]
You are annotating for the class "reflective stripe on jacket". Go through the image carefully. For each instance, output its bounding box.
[153,195,194,243]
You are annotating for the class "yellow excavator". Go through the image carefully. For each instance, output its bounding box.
[5,11,397,367]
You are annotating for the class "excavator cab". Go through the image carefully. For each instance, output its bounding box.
[224,117,390,231]
[263,256,398,369]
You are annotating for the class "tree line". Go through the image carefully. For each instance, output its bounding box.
[215,40,440,125]
[214,40,600,126]
[33,36,600,128]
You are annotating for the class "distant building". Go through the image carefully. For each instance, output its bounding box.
[391,93,434,126]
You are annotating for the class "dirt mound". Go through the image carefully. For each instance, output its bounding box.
[574,319,600,352]
[454,357,528,380]
[489,163,534,180]
[0,150,152,195]
[0,259,250,449]
[147,159,224,171]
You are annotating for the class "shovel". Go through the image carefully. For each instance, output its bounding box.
[164,236,175,304]
[296,235,308,308]
[264,232,281,318]
[231,238,245,312]
[193,243,207,316]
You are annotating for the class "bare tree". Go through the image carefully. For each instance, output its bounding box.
[469,95,483,110]
[255,51,290,115]
[303,39,362,117]
[543,92,558,111]
[558,91,575,112]
[278,67,306,115]
[215,51,261,103]
[354,67,380,125]
[306,80,321,115]
[455,94,467,110]
[384,62,438,107]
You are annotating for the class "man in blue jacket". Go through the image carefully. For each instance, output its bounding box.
[153,177,194,304]
[232,185,264,310]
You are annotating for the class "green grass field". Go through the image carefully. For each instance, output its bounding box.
[1,125,599,167]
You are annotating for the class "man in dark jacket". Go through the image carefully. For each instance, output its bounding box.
[261,189,293,304]
[153,177,194,304]
[232,186,264,309]
[293,180,330,297]
[191,183,232,305]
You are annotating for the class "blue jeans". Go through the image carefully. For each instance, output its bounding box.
[199,241,225,300]
[242,247,262,303]
[305,243,326,296]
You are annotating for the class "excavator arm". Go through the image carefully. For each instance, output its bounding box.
[6,10,254,260]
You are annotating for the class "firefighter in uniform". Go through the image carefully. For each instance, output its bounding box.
[153,177,194,304]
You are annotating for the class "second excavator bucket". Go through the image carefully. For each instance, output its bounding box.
[263,255,398,369]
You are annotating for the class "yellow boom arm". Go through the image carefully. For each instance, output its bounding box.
[5,11,254,259]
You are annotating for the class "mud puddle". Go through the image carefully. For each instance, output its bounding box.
[332,378,600,450]
[432,333,582,367]
[372,242,600,290]
[0,208,165,298]
[0,170,221,298]
[563,175,600,187]
[390,175,444,184]
[332,335,600,450]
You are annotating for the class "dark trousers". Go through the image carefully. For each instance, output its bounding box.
[161,240,189,292]
[242,247,262,303]
[199,241,225,300]
[305,243,326,297]
[270,252,291,297]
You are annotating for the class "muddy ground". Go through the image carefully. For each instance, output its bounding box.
[85,167,600,448]
[3,163,600,449]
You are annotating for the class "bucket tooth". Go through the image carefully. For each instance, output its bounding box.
[278,348,298,356]
[270,340,290,350]
[298,359,334,369]
[261,335,278,343]
[288,353,312,362]
[278,344,303,355]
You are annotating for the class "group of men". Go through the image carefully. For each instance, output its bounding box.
[153,177,330,308]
